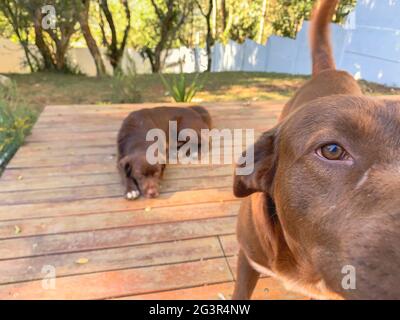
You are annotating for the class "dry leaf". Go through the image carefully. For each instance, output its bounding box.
[17,175,23,180]
[217,293,226,300]
[75,258,89,265]
[144,207,152,212]
[14,225,21,234]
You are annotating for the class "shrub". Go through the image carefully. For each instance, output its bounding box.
[0,81,37,172]
[160,72,206,103]
[110,55,142,103]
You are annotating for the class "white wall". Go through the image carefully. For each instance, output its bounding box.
[340,0,400,87]
[0,38,30,73]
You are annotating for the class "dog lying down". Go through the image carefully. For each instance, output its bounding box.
[117,105,211,200]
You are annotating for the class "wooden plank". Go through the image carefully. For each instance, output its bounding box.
[0,187,236,221]
[116,278,305,300]
[0,175,233,205]
[21,128,268,147]
[0,166,232,192]
[6,142,250,168]
[0,201,239,239]
[0,216,236,260]
[219,234,239,256]
[33,113,280,126]
[1,162,231,181]
[39,101,285,114]
[35,108,280,122]
[0,258,232,300]
[7,143,254,167]
[0,237,223,284]
[33,111,279,130]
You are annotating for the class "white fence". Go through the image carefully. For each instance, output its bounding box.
[210,0,400,88]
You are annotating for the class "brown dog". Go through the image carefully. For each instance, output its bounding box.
[117,105,211,199]
[232,0,400,300]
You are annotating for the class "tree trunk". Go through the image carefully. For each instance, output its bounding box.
[78,0,107,76]
[99,0,131,71]
[205,0,214,71]
[33,8,55,70]
[257,0,268,43]
[212,0,217,38]
[221,0,227,30]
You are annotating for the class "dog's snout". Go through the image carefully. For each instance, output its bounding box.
[146,188,159,198]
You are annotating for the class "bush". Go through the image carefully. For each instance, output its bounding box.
[160,72,206,103]
[0,81,37,173]
[110,55,142,103]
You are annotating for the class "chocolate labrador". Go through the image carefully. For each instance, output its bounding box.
[232,0,400,300]
[117,105,211,199]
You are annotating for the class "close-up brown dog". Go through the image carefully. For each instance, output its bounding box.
[233,0,400,300]
[117,105,211,199]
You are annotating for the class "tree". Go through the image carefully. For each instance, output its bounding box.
[75,0,107,76]
[0,1,41,72]
[20,0,79,72]
[257,0,268,43]
[140,0,192,73]
[269,0,357,38]
[194,0,213,71]
[216,0,262,43]
[220,0,227,31]
[98,0,131,71]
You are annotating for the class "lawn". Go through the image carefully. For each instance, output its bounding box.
[8,71,400,112]
[1,71,400,173]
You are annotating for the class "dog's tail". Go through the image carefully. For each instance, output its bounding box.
[189,105,212,128]
[310,0,339,76]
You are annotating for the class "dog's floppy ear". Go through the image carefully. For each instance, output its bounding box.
[118,155,133,177]
[233,128,278,198]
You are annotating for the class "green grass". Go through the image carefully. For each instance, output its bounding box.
[0,81,38,173]
[8,71,400,113]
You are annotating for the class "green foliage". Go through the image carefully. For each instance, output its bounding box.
[0,81,37,171]
[270,0,357,39]
[220,0,263,43]
[160,72,206,102]
[110,55,142,103]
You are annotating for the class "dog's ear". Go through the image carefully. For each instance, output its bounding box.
[118,155,133,177]
[233,128,278,198]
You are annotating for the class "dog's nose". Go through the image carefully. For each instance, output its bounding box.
[146,189,159,198]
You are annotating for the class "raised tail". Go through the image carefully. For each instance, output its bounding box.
[309,0,339,76]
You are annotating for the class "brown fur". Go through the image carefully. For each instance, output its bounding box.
[117,106,211,199]
[310,0,338,76]
[232,0,400,300]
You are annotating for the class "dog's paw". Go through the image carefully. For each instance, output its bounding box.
[125,190,140,200]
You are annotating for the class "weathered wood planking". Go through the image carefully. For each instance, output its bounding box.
[0,101,304,300]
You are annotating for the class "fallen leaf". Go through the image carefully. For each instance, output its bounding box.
[17,175,23,180]
[144,207,152,212]
[75,258,89,265]
[14,225,21,234]
[217,293,226,300]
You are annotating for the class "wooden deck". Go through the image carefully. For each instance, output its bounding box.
[0,101,304,300]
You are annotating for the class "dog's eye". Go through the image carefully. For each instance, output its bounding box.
[318,143,349,161]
